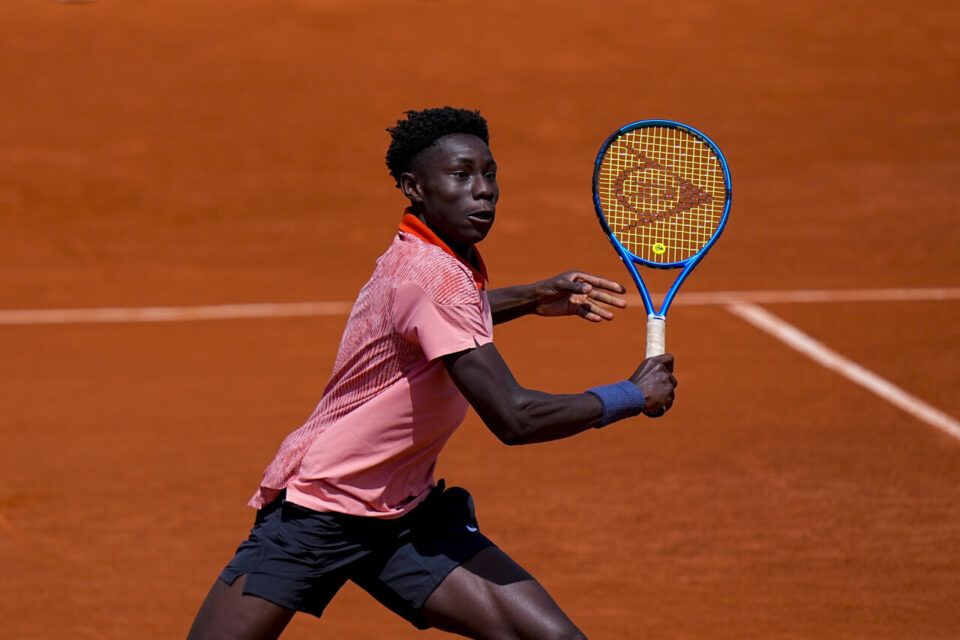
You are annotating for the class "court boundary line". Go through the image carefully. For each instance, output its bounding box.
[2,286,956,441]
[1,286,958,326]
[0,302,354,325]
[726,302,960,443]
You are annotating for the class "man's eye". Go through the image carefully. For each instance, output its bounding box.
[485,172,497,180]
[452,171,469,179]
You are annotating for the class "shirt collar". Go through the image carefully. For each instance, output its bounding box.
[398,210,489,290]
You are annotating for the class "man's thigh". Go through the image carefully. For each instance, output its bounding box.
[187,575,296,640]
[420,546,587,640]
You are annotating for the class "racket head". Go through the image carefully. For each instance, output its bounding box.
[592,120,732,270]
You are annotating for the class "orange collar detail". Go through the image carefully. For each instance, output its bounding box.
[398,211,488,289]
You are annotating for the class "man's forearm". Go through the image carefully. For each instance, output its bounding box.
[487,284,539,324]
[445,343,651,445]
[487,388,605,445]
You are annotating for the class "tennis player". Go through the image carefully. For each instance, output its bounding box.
[187,107,677,640]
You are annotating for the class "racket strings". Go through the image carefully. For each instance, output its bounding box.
[597,126,726,264]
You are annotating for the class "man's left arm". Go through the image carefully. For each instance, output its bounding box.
[488,271,627,325]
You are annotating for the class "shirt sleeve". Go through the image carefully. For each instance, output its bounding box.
[392,280,493,361]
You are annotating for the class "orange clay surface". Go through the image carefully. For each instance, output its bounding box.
[2,1,959,638]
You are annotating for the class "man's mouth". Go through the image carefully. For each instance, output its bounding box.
[467,209,494,222]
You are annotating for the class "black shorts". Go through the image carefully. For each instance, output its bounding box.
[219,481,494,629]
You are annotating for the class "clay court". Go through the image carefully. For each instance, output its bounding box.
[2,1,959,638]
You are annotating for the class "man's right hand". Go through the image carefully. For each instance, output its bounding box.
[629,354,677,418]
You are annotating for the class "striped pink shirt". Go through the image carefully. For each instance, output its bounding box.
[248,214,493,517]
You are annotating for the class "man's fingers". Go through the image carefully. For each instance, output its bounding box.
[558,278,592,294]
[631,351,678,419]
[572,272,627,294]
[587,305,614,321]
[578,303,608,322]
[587,289,628,308]
[650,353,675,372]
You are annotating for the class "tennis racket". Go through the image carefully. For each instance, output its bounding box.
[592,120,732,357]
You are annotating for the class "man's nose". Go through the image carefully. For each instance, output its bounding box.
[473,176,495,200]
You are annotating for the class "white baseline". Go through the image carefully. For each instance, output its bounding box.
[0,302,353,326]
[1,287,958,326]
[1,286,957,442]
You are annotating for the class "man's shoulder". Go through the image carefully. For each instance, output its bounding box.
[384,233,479,306]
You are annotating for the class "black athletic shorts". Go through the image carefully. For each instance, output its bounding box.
[219,481,494,629]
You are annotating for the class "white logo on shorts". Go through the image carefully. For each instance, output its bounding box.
[465,524,479,533]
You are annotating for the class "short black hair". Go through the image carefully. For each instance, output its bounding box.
[385,107,489,188]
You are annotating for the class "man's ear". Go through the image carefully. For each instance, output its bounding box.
[399,172,423,203]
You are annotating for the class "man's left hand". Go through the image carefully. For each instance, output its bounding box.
[533,271,627,322]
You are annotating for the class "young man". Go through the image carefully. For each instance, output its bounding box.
[187,107,677,640]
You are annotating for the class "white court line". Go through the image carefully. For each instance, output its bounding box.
[727,302,960,442]
[2,287,956,441]
[0,302,353,325]
[0,287,958,326]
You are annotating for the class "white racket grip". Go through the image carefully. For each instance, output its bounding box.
[646,315,666,358]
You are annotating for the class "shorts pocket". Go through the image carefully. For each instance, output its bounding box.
[419,485,480,534]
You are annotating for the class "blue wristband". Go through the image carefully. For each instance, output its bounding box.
[586,381,646,428]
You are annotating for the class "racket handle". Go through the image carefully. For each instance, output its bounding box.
[646,315,666,358]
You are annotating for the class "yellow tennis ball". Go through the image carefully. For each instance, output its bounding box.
[652,242,667,255]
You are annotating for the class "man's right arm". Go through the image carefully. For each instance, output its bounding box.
[442,343,677,446]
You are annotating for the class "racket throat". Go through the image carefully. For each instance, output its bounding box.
[646,315,666,357]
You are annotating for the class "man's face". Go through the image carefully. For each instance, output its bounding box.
[401,133,499,255]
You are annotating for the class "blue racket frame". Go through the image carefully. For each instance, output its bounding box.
[592,119,732,318]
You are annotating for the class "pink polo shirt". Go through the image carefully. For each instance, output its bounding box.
[248,213,493,518]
